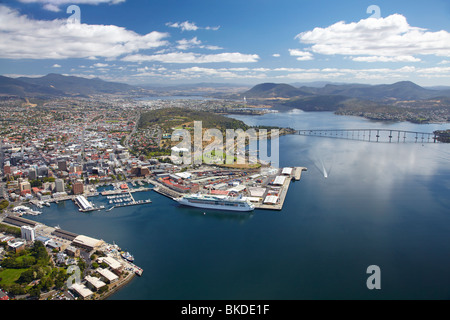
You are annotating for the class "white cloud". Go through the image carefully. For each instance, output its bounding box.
[296,14,450,62]
[178,67,266,80]
[166,21,198,32]
[42,3,60,12]
[52,64,61,68]
[176,37,202,50]
[416,66,450,74]
[166,21,220,32]
[0,5,169,60]
[352,56,421,63]
[18,0,125,11]
[272,53,281,57]
[93,63,109,67]
[124,64,450,83]
[289,49,314,61]
[205,26,220,31]
[122,52,260,64]
[204,45,223,51]
[4,74,44,78]
[175,37,223,51]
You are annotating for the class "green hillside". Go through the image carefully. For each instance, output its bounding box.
[138,107,250,131]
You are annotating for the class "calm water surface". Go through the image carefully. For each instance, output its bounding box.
[28,110,450,299]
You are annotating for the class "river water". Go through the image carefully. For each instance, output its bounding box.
[27,110,450,300]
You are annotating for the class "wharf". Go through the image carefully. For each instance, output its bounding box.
[254,175,291,211]
[108,199,152,211]
[78,206,104,213]
[148,167,307,212]
[254,167,307,211]
[293,167,308,181]
[101,187,152,196]
[152,185,182,200]
[149,179,183,200]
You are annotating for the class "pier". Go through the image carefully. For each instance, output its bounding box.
[108,199,152,211]
[293,167,307,181]
[101,187,152,196]
[149,178,183,200]
[253,175,291,211]
[74,195,104,213]
[253,167,307,211]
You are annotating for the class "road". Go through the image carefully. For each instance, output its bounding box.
[122,111,141,149]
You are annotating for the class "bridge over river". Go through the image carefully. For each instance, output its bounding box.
[297,129,439,143]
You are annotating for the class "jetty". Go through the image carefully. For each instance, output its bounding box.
[108,199,152,211]
[293,167,308,181]
[101,187,152,196]
[254,167,307,211]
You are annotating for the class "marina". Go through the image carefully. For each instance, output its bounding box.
[27,182,155,214]
[12,205,42,216]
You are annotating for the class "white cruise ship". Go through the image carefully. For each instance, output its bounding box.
[174,194,255,212]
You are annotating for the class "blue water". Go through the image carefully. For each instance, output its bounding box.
[27,110,450,300]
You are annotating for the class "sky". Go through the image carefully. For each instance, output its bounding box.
[1,0,450,86]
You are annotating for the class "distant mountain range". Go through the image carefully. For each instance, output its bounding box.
[0,73,137,97]
[241,81,450,102]
[2,73,450,106]
[238,82,450,123]
[0,74,252,98]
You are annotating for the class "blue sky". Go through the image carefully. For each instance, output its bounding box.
[1,0,450,86]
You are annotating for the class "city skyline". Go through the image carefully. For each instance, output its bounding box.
[1,0,450,86]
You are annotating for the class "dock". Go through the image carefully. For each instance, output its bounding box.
[254,167,307,211]
[149,178,183,200]
[293,167,308,181]
[253,174,292,211]
[152,185,182,200]
[149,167,307,212]
[101,187,152,196]
[129,262,144,276]
[108,199,152,211]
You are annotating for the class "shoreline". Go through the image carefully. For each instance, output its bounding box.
[98,272,136,300]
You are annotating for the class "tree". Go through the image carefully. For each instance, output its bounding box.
[40,278,54,292]
[0,199,9,211]
[31,241,49,264]
[78,259,86,273]
[17,269,35,284]
[28,286,41,299]
[7,284,26,296]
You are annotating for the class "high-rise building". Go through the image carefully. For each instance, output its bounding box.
[3,164,11,175]
[21,226,35,242]
[19,181,31,192]
[55,179,65,193]
[28,167,37,180]
[73,180,84,195]
[58,160,68,172]
[37,166,48,177]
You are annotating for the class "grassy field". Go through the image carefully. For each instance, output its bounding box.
[0,268,27,286]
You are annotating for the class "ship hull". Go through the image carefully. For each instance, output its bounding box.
[175,197,254,212]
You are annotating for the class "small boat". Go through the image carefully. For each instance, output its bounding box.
[121,251,134,262]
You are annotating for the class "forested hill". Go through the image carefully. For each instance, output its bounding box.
[138,107,250,132]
